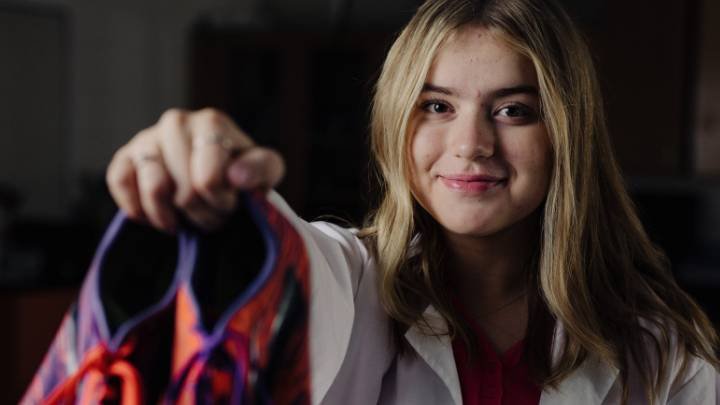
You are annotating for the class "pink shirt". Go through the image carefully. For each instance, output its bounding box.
[452,304,541,405]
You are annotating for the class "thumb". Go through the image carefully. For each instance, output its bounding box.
[226,147,285,190]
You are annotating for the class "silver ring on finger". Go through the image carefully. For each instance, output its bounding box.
[192,132,238,153]
[134,152,163,167]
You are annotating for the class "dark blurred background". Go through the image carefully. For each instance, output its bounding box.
[0,0,718,401]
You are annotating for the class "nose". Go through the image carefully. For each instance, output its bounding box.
[450,111,495,160]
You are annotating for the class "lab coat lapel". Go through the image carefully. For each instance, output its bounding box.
[538,357,619,404]
[404,308,619,405]
[405,305,463,405]
[539,321,620,404]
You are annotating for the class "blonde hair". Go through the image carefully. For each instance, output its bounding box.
[361,0,719,403]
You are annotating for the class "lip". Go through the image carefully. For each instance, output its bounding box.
[438,174,507,193]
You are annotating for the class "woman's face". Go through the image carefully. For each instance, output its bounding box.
[409,25,552,238]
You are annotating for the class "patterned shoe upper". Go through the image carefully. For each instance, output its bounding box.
[167,192,311,405]
[25,214,184,405]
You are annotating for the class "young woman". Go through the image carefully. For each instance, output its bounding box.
[106,0,719,403]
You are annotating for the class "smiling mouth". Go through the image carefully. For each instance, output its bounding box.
[438,175,507,193]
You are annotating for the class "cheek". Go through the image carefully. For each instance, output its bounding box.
[409,128,445,210]
[410,128,443,172]
[501,129,552,178]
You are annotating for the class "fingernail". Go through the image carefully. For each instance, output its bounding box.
[229,165,251,185]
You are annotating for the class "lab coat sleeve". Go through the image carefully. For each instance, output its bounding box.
[266,191,388,404]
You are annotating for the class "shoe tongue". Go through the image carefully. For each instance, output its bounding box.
[99,220,179,336]
[191,200,267,332]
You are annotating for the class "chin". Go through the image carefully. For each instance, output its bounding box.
[440,217,503,238]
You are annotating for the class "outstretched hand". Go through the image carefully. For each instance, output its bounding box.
[106,108,285,232]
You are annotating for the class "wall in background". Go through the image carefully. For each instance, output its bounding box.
[5,0,238,216]
[696,0,720,174]
[0,0,418,220]
[0,6,67,218]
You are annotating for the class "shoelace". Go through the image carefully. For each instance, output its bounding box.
[42,339,143,405]
[167,328,249,404]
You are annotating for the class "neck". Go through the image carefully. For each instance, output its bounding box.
[445,211,540,317]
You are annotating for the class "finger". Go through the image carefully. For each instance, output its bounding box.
[130,141,178,233]
[226,147,285,190]
[106,146,144,221]
[197,107,255,150]
[155,109,196,208]
[187,110,247,212]
[155,109,230,230]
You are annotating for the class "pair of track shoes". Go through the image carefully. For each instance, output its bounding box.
[28,193,311,405]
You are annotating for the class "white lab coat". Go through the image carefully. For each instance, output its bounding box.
[268,192,719,405]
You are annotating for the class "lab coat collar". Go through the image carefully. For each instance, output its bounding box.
[404,305,463,405]
[405,305,619,405]
[539,321,620,404]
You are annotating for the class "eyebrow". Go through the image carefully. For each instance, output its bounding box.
[421,83,539,98]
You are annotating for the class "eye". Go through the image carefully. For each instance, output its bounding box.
[496,104,531,117]
[420,100,453,114]
[494,103,537,123]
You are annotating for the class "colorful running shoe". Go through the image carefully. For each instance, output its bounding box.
[165,192,311,405]
[23,214,185,405]
[24,192,312,405]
